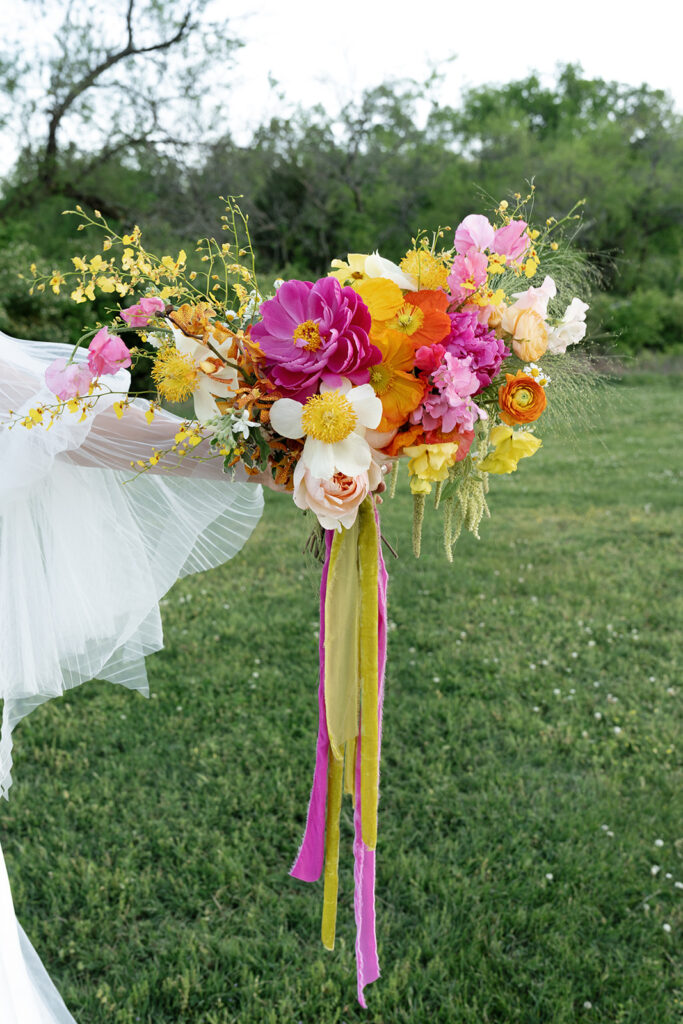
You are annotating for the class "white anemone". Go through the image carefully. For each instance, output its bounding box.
[270,380,382,480]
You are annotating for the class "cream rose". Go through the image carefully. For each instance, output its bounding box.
[293,458,383,531]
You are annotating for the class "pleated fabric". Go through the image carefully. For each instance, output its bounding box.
[0,330,264,1022]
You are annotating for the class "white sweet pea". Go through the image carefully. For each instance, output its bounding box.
[364,251,418,291]
[168,320,238,423]
[270,380,382,480]
[547,297,589,354]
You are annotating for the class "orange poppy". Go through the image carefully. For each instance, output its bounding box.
[369,328,426,431]
[385,289,452,350]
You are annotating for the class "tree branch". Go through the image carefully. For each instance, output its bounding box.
[42,5,193,186]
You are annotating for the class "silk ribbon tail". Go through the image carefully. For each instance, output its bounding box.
[353,507,388,1007]
[290,530,334,883]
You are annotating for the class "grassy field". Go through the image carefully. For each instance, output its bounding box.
[1,375,681,1024]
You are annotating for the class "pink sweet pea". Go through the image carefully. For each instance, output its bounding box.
[454,214,495,255]
[120,296,165,327]
[45,358,94,400]
[87,327,132,376]
[493,220,530,261]
[447,250,488,304]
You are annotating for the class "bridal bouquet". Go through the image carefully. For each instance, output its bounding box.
[26,191,593,1005]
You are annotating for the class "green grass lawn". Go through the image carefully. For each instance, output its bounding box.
[1,375,681,1024]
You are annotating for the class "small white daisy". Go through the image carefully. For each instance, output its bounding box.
[523,362,551,386]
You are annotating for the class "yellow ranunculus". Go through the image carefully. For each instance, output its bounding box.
[477,425,541,474]
[404,443,461,494]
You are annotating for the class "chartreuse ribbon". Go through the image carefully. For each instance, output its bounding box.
[290,497,387,1007]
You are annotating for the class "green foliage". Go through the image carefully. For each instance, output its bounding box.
[1,59,681,353]
[2,376,681,1022]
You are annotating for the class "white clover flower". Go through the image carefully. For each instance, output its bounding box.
[651,865,661,876]
[662,923,672,933]
[654,839,664,848]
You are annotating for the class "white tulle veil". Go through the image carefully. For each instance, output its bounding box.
[0,330,264,1022]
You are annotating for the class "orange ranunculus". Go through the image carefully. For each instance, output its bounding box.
[369,328,426,431]
[498,370,547,425]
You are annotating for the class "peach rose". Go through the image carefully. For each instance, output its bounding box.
[498,370,547,425]
[500,304,549,361]
[292,458,383,531]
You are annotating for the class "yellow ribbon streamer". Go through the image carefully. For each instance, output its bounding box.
[321,751,343,950]
[321,497,381,947]
[324,515,361,762]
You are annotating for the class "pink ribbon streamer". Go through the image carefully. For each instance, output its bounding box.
[290,518,388,1007]
[289,531,334,883]
[353,515,388,1007]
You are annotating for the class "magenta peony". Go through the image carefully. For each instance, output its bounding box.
[250,278,380,400]
[87,328,132,376]
[120,296,166,327]
[45,358,94,400]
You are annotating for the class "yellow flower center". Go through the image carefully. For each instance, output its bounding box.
[301,391,358,443]
[369,363,393,396]
[151,348,199,403]
[515,387,533,407]
[293,319,322,351]
[393,303,425,336]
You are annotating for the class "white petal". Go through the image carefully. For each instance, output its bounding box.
[331,434,372,476]
[193,388,220,423]
[169,324,203,361]
[270,398,305,439]
[303,438,336,479]
[365,251,418,291]
[202,373,238,399]
[348,384,382,429]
